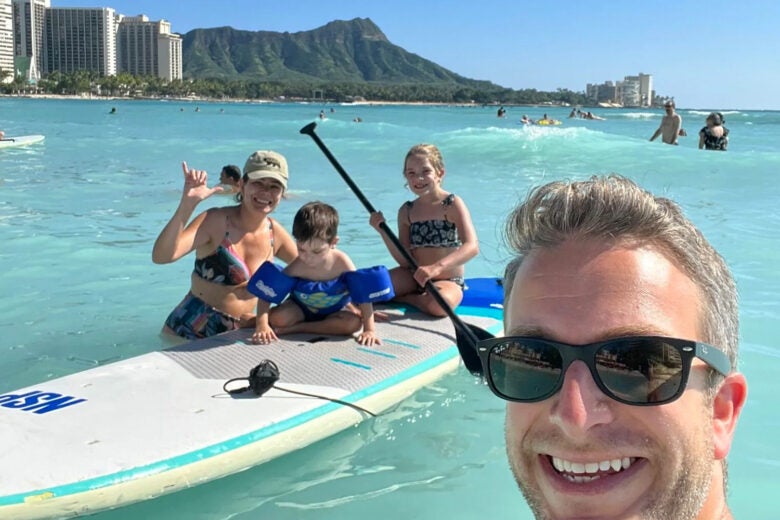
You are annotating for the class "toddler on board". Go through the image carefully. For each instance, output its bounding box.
[250,201,393,346]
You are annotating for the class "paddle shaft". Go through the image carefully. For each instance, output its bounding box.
[299,122,482,348]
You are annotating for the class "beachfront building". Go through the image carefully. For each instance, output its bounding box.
[0,0,12,83]
[116,15,182,81]
[43,7,117,76]
[635,73,653,107]
[586,81,619,105]
[586,73,653,107]
[11,0,49,82]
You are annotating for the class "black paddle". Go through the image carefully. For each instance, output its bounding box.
[300,122,491,375]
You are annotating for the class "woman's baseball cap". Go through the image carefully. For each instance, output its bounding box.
[243,150,288,190]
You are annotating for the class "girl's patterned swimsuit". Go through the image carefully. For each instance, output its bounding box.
[405,194,464,289]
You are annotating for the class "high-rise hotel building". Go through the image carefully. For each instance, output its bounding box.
[6,2,182,82]
[0,0,13,82]
[12,0,48,82]
[44,7,117,76]
[117,15,181,81]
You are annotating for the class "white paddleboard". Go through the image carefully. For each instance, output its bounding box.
[0,135,45,149]
[0,304,502,520]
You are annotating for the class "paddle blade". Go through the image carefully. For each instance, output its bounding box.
[454,323,493,375]
[300,122,317,135]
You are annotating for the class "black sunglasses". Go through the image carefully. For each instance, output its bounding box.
[477,336,730,406]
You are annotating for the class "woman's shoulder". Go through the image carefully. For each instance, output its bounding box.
[204,205,234,218]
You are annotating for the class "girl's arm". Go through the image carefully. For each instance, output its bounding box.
[413,196,479,284]
[369,208,412,267]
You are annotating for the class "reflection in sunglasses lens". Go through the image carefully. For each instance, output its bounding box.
[490,340,562,401]
[596,339,683,403]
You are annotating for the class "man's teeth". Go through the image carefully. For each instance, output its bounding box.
[551,456,633,475]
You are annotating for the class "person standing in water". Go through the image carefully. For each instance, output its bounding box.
[650,100,683,145]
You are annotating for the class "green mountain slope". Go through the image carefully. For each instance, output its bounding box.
[182,18,498,89]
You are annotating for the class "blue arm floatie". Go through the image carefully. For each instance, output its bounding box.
[344,266,395,304]
[248,261,295,304]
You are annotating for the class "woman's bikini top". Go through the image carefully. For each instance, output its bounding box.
[193,218,274,286]
[406,194,462,249]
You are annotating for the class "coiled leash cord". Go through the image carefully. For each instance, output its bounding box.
[223,359,376,417]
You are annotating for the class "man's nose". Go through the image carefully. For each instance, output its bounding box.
[549,361,615,438]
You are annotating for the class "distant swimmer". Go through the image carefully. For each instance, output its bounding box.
[219,164,242,193]
[195,106,201,112]
[537,113,561,125]
[568,108,577,118]
[0,130,5,140]
[650,100,682,145]
[319,110,326,120]
[497,106,507,118]
[585,111,605,120]
[698,112,729,151]
[520,115,534,125]
[109,107,117,114]
[353,117,363,123]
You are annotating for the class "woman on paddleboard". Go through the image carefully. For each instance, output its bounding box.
[152,150,297,341]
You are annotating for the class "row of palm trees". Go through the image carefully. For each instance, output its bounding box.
[0,69,590,106]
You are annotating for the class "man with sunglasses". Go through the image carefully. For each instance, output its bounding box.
[650,100,683,145]
[480,175,747,519]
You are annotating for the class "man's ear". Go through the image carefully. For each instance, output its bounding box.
[331,236,339,247]
[712,372,748,460]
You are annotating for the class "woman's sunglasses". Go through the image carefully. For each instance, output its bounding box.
[477,336,731,406]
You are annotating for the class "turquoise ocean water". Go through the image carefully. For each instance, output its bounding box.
[1,98,778,519]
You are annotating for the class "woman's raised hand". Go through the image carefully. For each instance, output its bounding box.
[181,161,224,202]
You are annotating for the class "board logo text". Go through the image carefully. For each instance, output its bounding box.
[0,390,87,414]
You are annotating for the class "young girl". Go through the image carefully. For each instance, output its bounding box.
[369,144,479,316]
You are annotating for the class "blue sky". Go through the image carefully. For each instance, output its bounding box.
[56,0,780,110]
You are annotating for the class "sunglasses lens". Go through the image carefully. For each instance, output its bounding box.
[595,338,684,404]
[488,339,563,401]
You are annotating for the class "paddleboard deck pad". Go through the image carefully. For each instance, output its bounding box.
[0,304,501,519]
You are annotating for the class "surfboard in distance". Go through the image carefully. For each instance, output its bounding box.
[0,135,45,149]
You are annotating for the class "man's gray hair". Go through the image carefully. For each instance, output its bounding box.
[503,175,738,372]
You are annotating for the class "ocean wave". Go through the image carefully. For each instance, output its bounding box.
[686,110,742,116]
[619,112,657,119]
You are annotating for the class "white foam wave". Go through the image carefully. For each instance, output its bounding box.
[620,112,657,119]
[687,110,742,116]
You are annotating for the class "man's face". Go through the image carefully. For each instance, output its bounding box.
[503,238,718,519]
